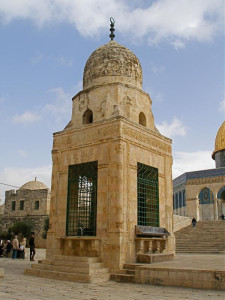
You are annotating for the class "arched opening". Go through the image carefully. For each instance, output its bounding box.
[82,109,93,125]
[221,190,225,201]
[217,186,225,217]
[218,186,225,201]
[198,187,214,220]
[139,112,146,127]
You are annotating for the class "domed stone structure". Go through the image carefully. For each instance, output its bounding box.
[1,179,50,248]
[20,180,48,190]
[47,34,174,276]
[173,120,225,221]
[212,121,225,168]
[83,41,143,89]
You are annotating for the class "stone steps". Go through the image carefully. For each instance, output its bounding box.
[110,273,135,283]
[32,261,109,275]
[175,220,225,254]
[25,268,110,283]
[38,259,104,269]
[24,255,110,283]
[110,263,141,283]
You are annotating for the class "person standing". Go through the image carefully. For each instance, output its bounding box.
[29,234,35,261]
[20,235,26,259]
[12,235,19,259]
[192,217,197,228]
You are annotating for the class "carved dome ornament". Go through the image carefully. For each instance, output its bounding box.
[212,121,225,159]
[83,40,143,90]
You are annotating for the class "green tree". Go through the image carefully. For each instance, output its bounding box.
[10,219,34,239]
[42,216,49,239]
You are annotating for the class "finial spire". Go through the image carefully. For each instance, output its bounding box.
[109,17,115,40]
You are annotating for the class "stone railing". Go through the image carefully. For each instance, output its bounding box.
[57,236,101,257]
[135,237,167,255]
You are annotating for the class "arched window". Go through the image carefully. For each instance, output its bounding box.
[82,109,93,125]
[199,188,214,204]
[139,112,146,127]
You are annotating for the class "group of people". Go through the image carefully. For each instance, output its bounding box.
[0,233,35,261]
[0,239,13,257]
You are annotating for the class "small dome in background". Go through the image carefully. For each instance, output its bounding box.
[83,40,143,90]
[212,121,225,159]
[20,179,48,190]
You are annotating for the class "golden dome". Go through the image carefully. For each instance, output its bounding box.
[212,121,225,159]
[83,40,143,89]
[20,180,48,190]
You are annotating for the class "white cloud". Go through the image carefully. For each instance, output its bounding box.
[12,111,41,124]
[156,117,187,138]
[42,87,72,127]
[0,0,223,48]
[18,149,27,158]
[172,151,215,179]
[219,99,225,113]
[171,40,185,50]
[0,165,52,203]
[150,62,165,74]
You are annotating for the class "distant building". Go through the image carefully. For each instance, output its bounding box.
[0,179,50,247]
[173,121,225,220]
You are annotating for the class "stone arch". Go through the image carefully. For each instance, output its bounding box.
[198,187,214,220]
[139,112,146,127]
[198,187,214,204]
[217,186,225,201]
[83,109,93,125]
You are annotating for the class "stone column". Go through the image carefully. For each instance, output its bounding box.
[187,197,199,220]
[213,195,219,220]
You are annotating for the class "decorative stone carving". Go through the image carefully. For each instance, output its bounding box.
[83,41,143,89]
[122,126,171,153]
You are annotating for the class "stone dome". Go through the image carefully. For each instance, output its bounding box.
[19,180,48,190]
[212,121,225,159]
[83,40,143,89]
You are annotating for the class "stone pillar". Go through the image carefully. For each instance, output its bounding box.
[187,197,199,220]
[213,196,219,220]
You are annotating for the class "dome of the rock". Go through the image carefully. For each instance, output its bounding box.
[212,121,225,159]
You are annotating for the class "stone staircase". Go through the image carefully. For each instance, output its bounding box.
[110,263,137,282]
[175,220,225,253]
[24,255,110,283]
[110,253,174,283]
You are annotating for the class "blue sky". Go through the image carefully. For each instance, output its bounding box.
[0,0,224,202]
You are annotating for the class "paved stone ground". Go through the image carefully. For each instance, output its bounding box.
[0,249,224,300]
[144,253,225,271]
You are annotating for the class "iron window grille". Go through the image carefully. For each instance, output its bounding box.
[20,200,24,210]
[35,201,39,210]
[66,161,98,236]
[12,201,16,211]
[137,162,159,227]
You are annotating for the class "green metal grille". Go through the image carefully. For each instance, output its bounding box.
[137,162,159,227]
[66,161,98,236]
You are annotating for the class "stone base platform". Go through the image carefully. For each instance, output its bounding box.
[24,255,110,283]
[137,253,174,264]
[135,254,225,290]
[0,268,4,277]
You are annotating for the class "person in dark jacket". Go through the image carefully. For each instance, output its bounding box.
[192,217,197,228]
[29,234,35,261]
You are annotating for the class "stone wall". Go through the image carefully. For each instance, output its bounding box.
[4,188,50,217]
[0,215,47,248]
